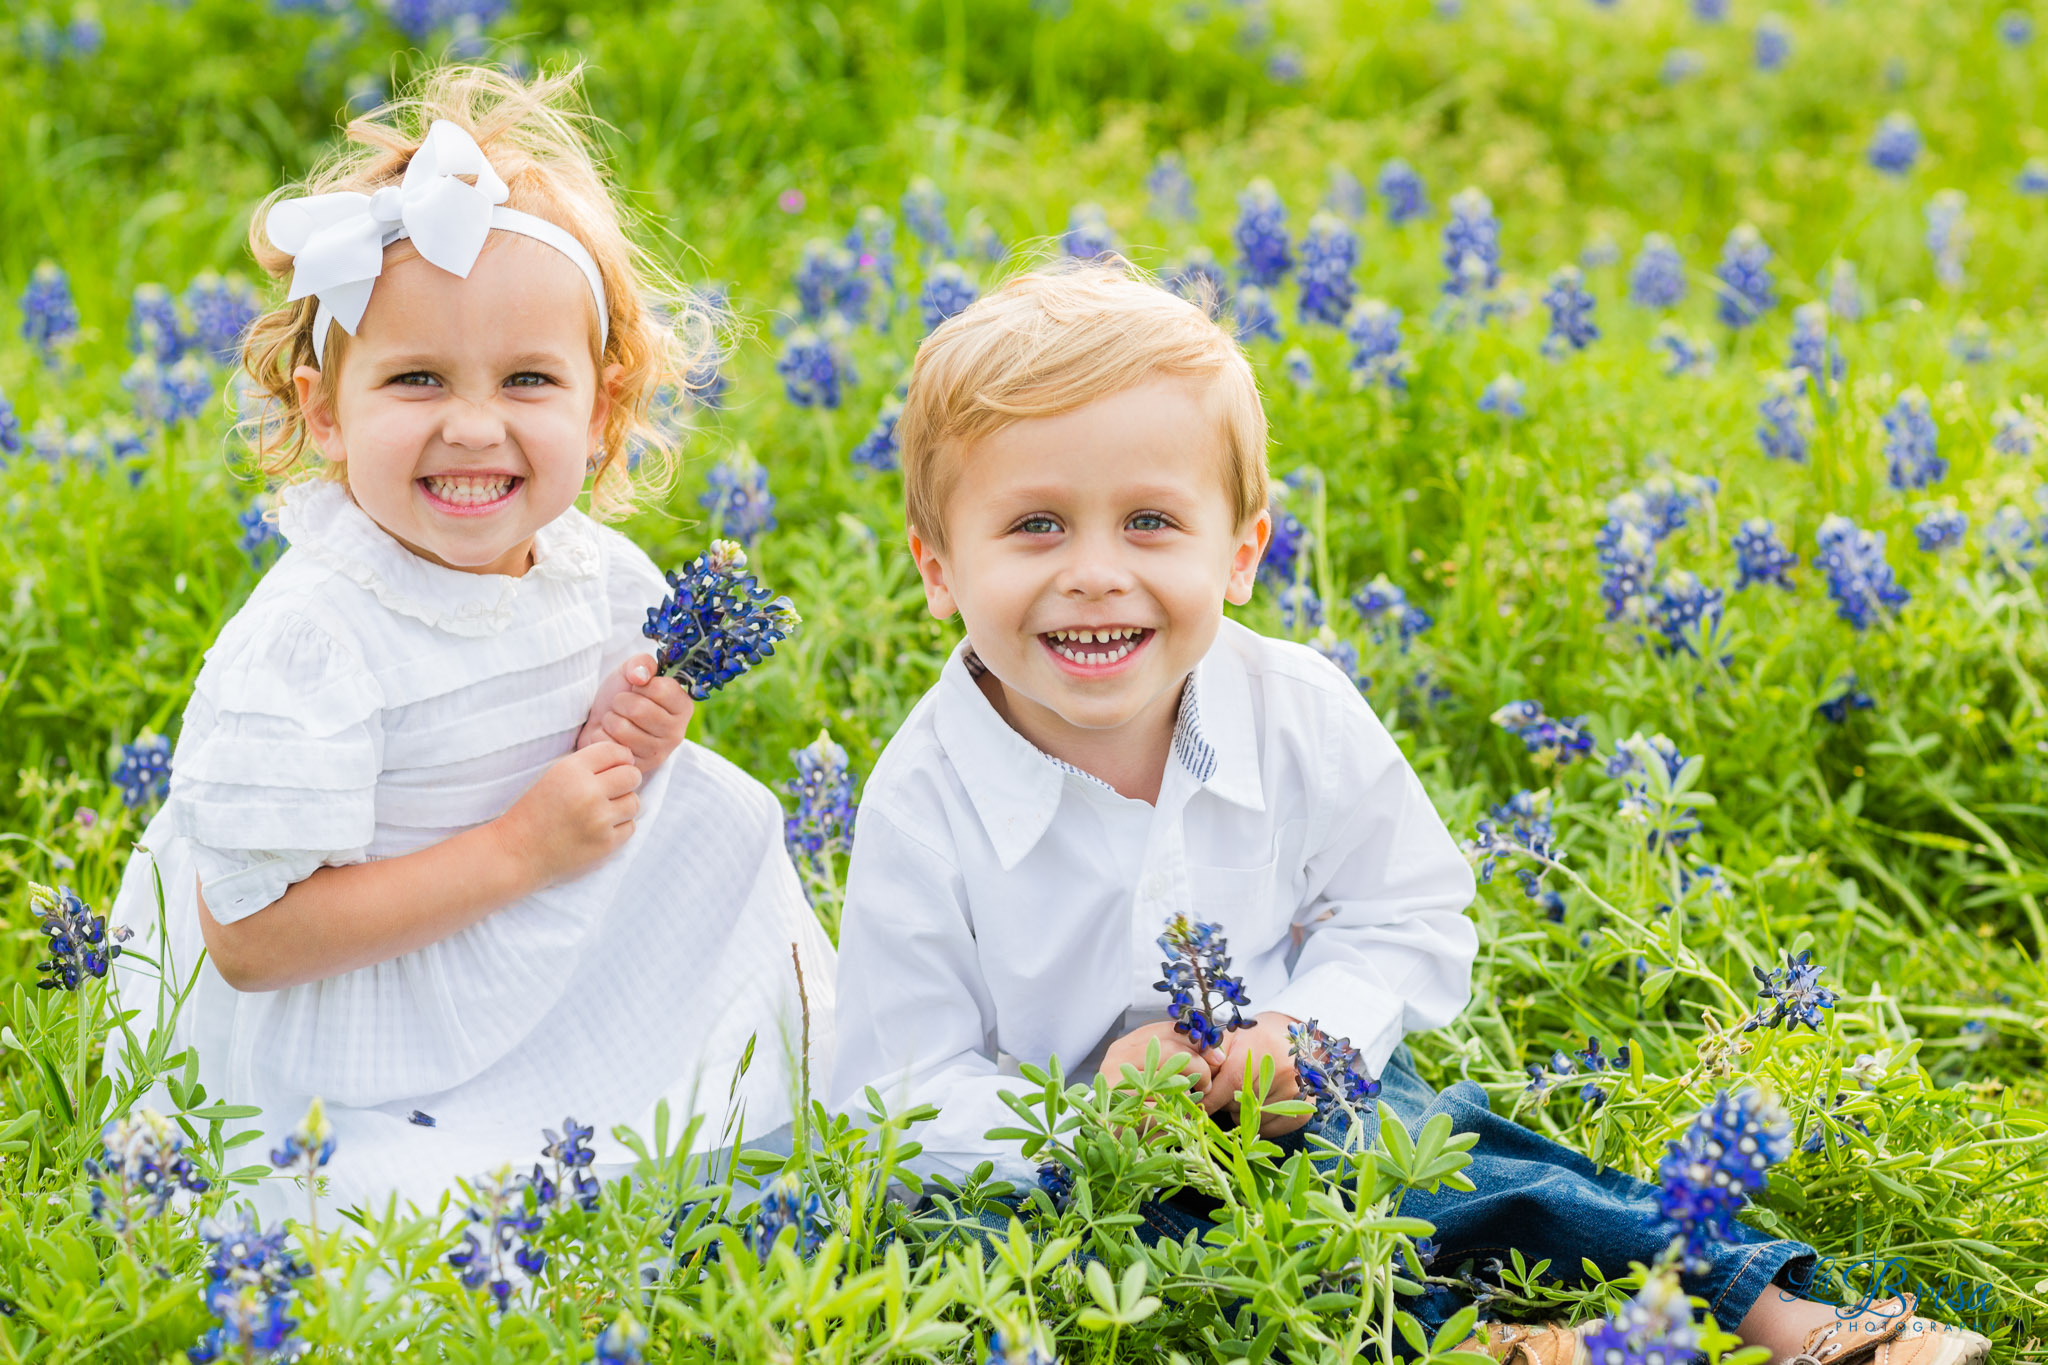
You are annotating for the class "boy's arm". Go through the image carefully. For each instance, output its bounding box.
[1262,697,1479,1081]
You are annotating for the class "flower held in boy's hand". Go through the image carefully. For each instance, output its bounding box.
[1153,913,1252,1052]
[641,540,801,700]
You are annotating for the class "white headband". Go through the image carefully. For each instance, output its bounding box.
[264,119,609,358]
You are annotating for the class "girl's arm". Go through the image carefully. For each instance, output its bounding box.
[197,741,644,993]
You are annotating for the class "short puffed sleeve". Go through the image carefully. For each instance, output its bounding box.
[596,528,672,678]
[167,611,384,926]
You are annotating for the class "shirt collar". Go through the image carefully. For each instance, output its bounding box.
[932,626,1266,871]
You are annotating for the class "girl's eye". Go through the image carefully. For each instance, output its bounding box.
[1015,514,1062,535]
[508,372,554,387]
[1128,511,1173,532]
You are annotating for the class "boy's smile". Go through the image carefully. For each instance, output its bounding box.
[909,377,1271,799]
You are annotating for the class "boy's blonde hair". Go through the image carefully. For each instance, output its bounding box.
[898,259,1269,553]
[239,62,717,520]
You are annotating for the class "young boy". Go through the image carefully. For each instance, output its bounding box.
[830,264,1990,1365]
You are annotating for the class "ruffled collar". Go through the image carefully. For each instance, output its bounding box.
[274,477,603,637]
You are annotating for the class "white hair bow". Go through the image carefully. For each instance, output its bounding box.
[265,119,608,356]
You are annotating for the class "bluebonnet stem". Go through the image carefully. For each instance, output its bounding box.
[1732,519,1797,590]
[1914,509,1968,553]
[1925,190,1970,290]
[1147,151,1196,222]
[1816,673,1876,724]
[1982,504,2043,575]
[699,451,777,547]
[1259,488,1308,590]
[184,271,261,364]
[643,541,801,700]
[851,397,903,474]
[919,263,979,332]
[1378,158,1430,225]
[900,177,952,258]
[1744,950,1839,1032]
[1350,573,1433,648]
[749,1174,831,1261]
[1661,49,1702,83]
[1868,112,1922,176]
[21,260,79,364]
[845,205,899,294]
[1477,372,1525,419]
[1062,203,1118,263]
[113,732,171,808]
[1786,303,1844,390]
[776,322,857,408]
[1609,733,1701,849]
[2020,160,2048,196]
[1883,388,1945,490]
[1647,571,1724,658]
[1441,187,1501,301]
[532,1116,600,1214]
[83,1108,211,1231]
[1343,300,1408,391]
[783,729,858,899]
[1296,213,1358,325]
[1540,265,1599,355]
[793,239,869,324]
[270,1097,336,1174]
[593,1312,649,1365]
[1652,324,1715,377]
[448,1164,546,1311]
[1233,180,1294,287]
[1629,234,1687,310]
[1166,247,1230,320]
[1754,14,1791,70]
[1825,259,1865,322]
[985,1327,1059,1365]
[1277,583,1323,631]
[1309,627,1370,692]
[128,283,186,362]
[1323,165,1365,219]
[32,882,131,992]
[1579,1269,1700,1365]
[1815,515,1909,629]
[1287,1019,1381,1115]
[1154,913,1251,1053]
[0,389,19,456]
[2002,8,2035,44]
[1490,701,1595,767]
[1713,224,1776,327]
[1655,1087,1792,1273]
[185,1214,311,1365]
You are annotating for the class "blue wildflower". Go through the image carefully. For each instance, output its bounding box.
[642,540,802,699]
[1478,372,1525,419]
[985,1328,1059,1365]
[84,1108,211,1231]
[1950,318,1991,365]
[1580,236,1620,269]
[184,272,262,365]
[1267,44,1305,83]
[1166,248,1230,320]
[593,1312,649,1365]
[128,284,186,362]
[845,205,898,295]
[1610,732,1702,848]
[165,356,215,424]
[1442,187,1501,301]
[1233,284,1282,343]
[1825,260,1865,322]
[1153,914,1252,1053]
[1982,504,2043,575]
[1868,112,1923,176]
[1756,373,1812,463]
[1343,300,1408,391]
[1992,405,2038,458]
[1732,518,1798,590]
[776,323,857,408]
[2020,160,2048,196]
[447,1165,546,1312]
[1569,1034,1630,1107]
[1296,212,1358,325]
[1713,224,1776,327]
[1580,1273,1701,1365]
[1323,165,1365,219]
[1693,0,1728,19]
[1283,347,1317,390]
[1883,388,1945,490]
[919,263,979,332]
[1754,15,1791,70]
[1662,48,1703,83]
[1062,203,1118,263]
[1278,583,1323,631]
[700,454,776,547]
[31,883,131,993]
[900,178,952,259]
[1540,265,1599,355]
[1260,489,1309,589]
[184,1213,311,1365]
[1233,179,1295,287]
[532,1116,601,1214]
[1800,1093,1873,1153]
[793,239,869,324]
[1287,1019,1382,1115]
[1815,515,1910,629]
[1034,1159,1075,1213]
[783,729,858,899]
[1350,573,1433,648]
[269,1097,336,1175]
[1655,1087,1792,1273]
[21,260,80,364]
[1914,509,1968,553]
[113,733,171,809]
[1786,303,1844,389]
[0,389,19,456]
[965,220,1007,263]
[1629,233,1688,310]
[1490,701,1596,768]
[1817,673,1876,724]
[749,1174,831,1261]
[1744,950,1838,1032]
[1653,324,1715,377]
[2001,9,2035,44]
[1146,152,1196,222]
[1309,627,1370,693]
[1468,797,1564,893]
[1378,158,1430,225]
[1925,190,1969,290]
[851,397,903,474]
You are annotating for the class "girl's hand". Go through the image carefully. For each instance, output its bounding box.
[494,741,643,889]
[1213,1012,1311,1136]
[576,653,694,775]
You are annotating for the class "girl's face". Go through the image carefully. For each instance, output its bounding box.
[294,232,622,577]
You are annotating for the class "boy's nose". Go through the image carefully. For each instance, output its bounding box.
[1057,543,1135,598]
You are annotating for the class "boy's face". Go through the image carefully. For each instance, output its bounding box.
[909,376,1271,753]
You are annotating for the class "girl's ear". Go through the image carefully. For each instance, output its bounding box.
[1225,504,1274,606]
[293,365,345,463]
[588,361,624,454]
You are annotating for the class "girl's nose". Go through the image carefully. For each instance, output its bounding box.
[440,396,508,450]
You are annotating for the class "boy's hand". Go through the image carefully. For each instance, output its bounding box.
[1101,1021,1231,1113]
[1214,1012,1311,1137]
[576,653,693,776]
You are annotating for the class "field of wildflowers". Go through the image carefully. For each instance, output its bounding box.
[3,0,2047,1359]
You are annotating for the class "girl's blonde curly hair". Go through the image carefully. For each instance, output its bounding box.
[238,61,716,520]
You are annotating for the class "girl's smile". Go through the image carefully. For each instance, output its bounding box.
[417,470,525,516]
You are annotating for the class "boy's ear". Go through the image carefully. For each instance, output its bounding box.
[1225,504,1274,606]
[293,364,345,464]
[906,524,959,621]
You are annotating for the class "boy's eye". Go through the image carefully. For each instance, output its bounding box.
[1128,511,1173,532]
[1014,514,1062,535]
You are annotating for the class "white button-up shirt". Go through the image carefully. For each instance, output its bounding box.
[830,618,1478,1181]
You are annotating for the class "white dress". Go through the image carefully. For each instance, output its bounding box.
[109,478,836,1227]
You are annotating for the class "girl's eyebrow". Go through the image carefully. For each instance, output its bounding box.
[374,350,575,370]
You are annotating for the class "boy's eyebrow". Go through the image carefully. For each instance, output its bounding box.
[991,481,1203,505]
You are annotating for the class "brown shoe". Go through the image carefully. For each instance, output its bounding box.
[1452,1319,1588,1365]
[1788,1292,1993,1365]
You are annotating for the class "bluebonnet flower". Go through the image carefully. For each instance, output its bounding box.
[270,1097,336,1175]
[1925,190,1970,290]
[593,1313,648,1365]
[1350,573,1432,648]
[2020,160,2048,196]
[1693,0,1727,19]
[1653,324,1715,377]
[1609,733,1701,848]
[793,239,869,324]
[1478,372,1525,419]
[1034,1159,1074,1213]
[964,220,1007,263]
[1266,44,1305,83]
[1525,1046,1575,1097]
[845,205,898,294]
[1233,180,1295,287]
[185,1213,311,1364]
[1868,112,1923,176]
[1569,1034,1630,1107]
[83,1108,211,1231]
[1713,224,1776,327]
[783,730,858,898]
[683,337,730,413]
[1580,236,1620,269]
[1648,571,1725,659]
[2001,8,2035,43]
[1490,701,1596,767]
[776,323,857,408]
[165,356,215,424]
[184,272,262,365]
[1165,248,1230,320]
[1993,405,2039,458]
[1296,213,1358,325]
[113,732,171,809]
[408,1110,436,1127]
[1817,673,1876,724]
[1815,515,1909,629]
[1260,488,1309,590]
[1950,318,1991,365]
[1442,187,1501,301]
[919,263,979,332]
[1744,950,1838,1032]
[900,178,952,258]
[1344,300,1408,391]
[1154,914,1251,1053]
[1597,516,1659,625]
[1147,152,1196,222]
[1062,203,1118,263]
[1540,265,1599,355]
[1982,504,2043,574]
[102,419,147,475]
[1655,1087,1792,1272]
[851,397,903,474]
[1323,165,1365,220]
[1308,627,1370,693]
[1580,1272,1700,1365]
[985,1328,1059,1365]
[1756,373,1812,463]
[1277,584,1323,631]
[1233,284,1282,344]
[1883,388,1945,490]
[128,283,186,362]
[1378,158,1430,225]
[749,1174,831,1261]
[642,541,802,699]
[1288,1019,1382,1115]
[1629,234,1687,309]
[0,389,19,457]
[1468,796,1564,897]
[1732,518,1798,590]
[20,260,80,364]
[1661,48,1703,83]
[122,359,173,426]
[531,1116,600,1215]
[1284,347,1317,391]
[1786,303,1844,390]
[343,74,388,115]
[448,1165,546,1311]
[1800,1093,1873,1153]
[1914,509,1968,553]
[699,453,777,546]
[1755,15,1791,70]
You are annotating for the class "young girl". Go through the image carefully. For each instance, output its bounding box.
[108,64,835,1228]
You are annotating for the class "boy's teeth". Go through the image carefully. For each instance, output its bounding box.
[1048,627,1142,644]
[423,475,516,505]
[1047,628,1143,664]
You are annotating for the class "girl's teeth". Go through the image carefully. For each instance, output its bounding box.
[423,476,515,505]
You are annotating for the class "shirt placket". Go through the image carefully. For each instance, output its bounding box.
[1129,762,1197,1004]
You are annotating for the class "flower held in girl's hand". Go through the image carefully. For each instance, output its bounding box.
[641,540,802,700]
